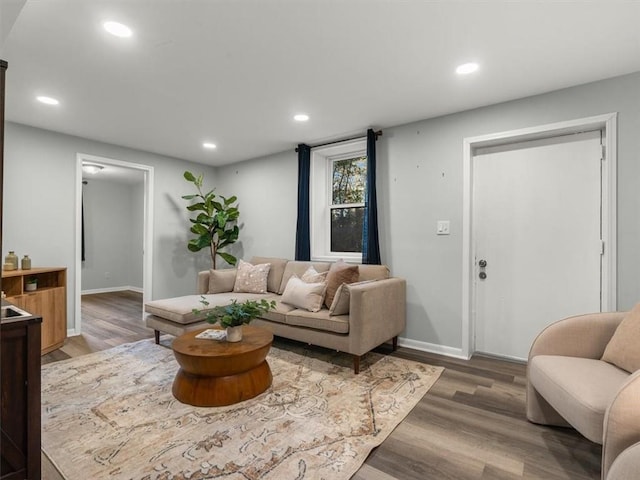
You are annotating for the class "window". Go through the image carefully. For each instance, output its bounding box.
[310,139,366,262]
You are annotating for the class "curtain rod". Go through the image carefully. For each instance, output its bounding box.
[295,130,382,152]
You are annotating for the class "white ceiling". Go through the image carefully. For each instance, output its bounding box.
[1,1,639,167]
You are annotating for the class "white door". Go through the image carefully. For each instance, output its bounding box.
[473,131,602,360]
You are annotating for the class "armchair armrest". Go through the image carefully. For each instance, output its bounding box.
[347,277,406,355]
[528,311,626,362]
[602,369,640,479]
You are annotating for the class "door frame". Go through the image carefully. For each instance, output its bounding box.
[73,153,155,336]
[461,113,617,359]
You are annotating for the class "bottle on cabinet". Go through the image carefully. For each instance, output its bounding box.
[4,251,18,270]
[21,255,31,270]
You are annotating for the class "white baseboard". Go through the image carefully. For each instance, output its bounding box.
[67,328,79,337]
[81,285,143,295]
[398,337,470,360]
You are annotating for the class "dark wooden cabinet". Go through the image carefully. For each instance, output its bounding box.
[1,59,6,251]
[1,313,42,479]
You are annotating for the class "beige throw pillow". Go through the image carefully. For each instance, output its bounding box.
[208,268,237,294]
[324,261,359,309]
[233,259,271,294]
[281,275,327,312]
[602,303,640,373]
[329,280,376,316]
[301,266,328,283]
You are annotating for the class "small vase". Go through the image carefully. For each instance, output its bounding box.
[5,251,18,270]
[226,325,243,342]
[21,255,31,270]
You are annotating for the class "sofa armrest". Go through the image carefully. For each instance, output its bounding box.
[602,370,640,479]
[528,311,626,362]
[347,277,406,355]
[197,271,210,295]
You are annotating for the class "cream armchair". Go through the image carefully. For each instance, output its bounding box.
[526,311,640,480]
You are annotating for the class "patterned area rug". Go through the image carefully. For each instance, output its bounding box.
[42,339,443,479]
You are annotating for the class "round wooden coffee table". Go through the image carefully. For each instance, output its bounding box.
[171,325,273,407]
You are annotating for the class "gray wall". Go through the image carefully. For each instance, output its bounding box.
[214,152,298,263]
[3,122,217,332]
[217,71,640,352]
[4,71,639,352]
[81,178,143,291]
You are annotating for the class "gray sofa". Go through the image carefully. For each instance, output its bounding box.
[144,257,406,373]
[526,311,640,479]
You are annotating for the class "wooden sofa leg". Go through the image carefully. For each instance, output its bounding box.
[392,336,398,351]
[154,330,160,345]
[353,355,360,375]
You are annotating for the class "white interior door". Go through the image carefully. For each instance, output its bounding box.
[473,131,602,360]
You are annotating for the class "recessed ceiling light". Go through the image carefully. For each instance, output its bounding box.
[36,96,59,105]
[294,114,309,122]
[203,142,217,149]
[104,21,132,38]
[456,62,479,75]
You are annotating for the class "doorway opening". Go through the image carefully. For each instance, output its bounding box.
[461,113,617,360]
[73,153,154,337]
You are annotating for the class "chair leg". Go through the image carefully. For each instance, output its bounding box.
[353,355,360,374]
[154,330,160,345]
[392,336,398,351]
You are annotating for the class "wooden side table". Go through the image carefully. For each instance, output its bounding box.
[171,325,273,407]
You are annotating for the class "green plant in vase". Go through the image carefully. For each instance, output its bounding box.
[193,297,275,342]
[182,171,240,269]
[25,276,38,291]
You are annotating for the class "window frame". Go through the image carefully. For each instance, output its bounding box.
[310,138,366,263]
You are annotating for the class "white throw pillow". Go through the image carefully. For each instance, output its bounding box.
[233,259,271,294]
[281,274,327,312]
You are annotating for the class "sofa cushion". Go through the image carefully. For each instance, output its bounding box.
[260,298,296,324]
[529,355,629,443]
[233,259,271,294]
[329,280,376,316]
[281,275,327,313]
[324,261,359,309]
[285,309,350,334]
[278,261,331,294]
[301,265,328,283]
[602,303,640,373]
[145,293,270,325]
[145,315,208,338]
[357,264,390,282]
[250,256,289,293]
[208,268,236,294]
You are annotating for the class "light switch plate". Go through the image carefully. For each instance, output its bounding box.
[437,220,450,235]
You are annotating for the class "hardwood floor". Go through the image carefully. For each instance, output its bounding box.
[42,291,601,479]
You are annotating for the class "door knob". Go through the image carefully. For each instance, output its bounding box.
[478,259,487,279]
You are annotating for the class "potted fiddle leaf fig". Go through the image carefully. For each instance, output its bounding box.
[193,297,275,342]
[182,171,240,269]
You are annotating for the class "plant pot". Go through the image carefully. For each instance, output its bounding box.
[226,325,243,342]
[25,282,37,291]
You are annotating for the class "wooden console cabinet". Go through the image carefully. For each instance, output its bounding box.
[2,267,67,354]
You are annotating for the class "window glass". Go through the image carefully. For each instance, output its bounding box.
[332,156,366,205]
[331,207,364,252]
